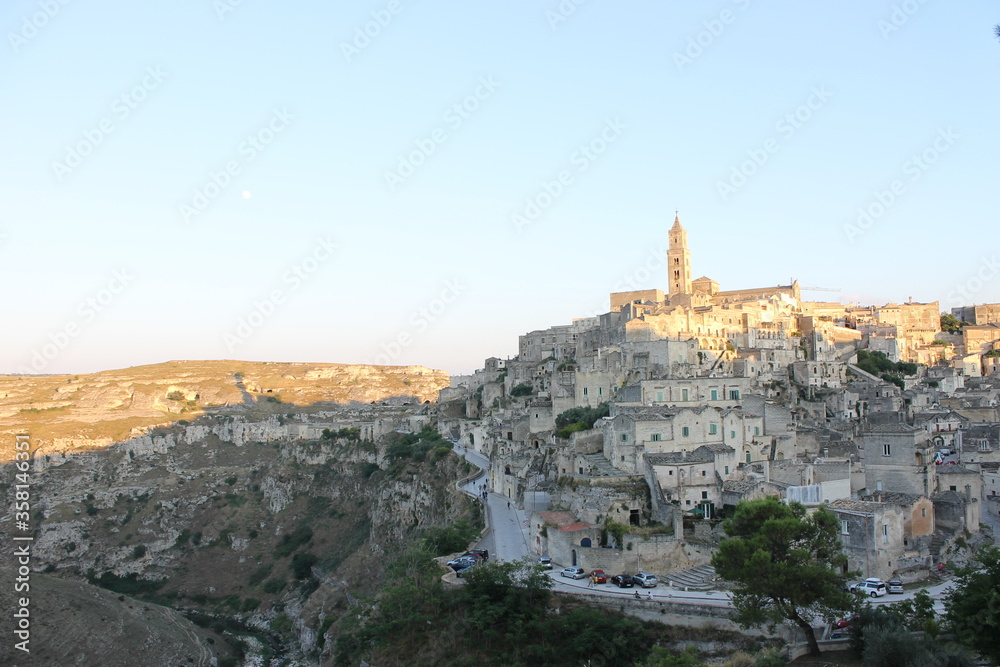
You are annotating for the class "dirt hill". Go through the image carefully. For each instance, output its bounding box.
[0,360,449,461]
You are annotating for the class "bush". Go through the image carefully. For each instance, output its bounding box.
[510,383,533,397]
[292,553,319,579]
[275,523,313,558]
[240,597,260,613]
[262,578,286,594]
[422,519,480,556]
[132,544,147,559]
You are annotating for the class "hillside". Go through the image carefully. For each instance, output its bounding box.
[0,411,480,664]
[0,360,449,461]
[0,567,232,666]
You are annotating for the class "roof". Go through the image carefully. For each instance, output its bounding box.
[860,491,925,506]
[936,465,978,475]
[557,522,593,532]
[862,423,922,433]
[536,511,578,525]
[723,479,760,494]
[646,451,713,465]
[827,498,889,514]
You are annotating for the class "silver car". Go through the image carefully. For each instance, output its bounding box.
[633,572,658,588]
[560,566,586,579]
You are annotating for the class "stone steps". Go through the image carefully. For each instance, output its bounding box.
[665,564,719,591]
[580,452,623,477]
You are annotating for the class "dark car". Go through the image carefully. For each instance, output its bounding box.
[447,556,479,571]
[611,573,635,588]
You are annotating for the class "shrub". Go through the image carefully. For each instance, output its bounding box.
[133,544,147,559]
[248,562,273,587]
[510,383,533,397]
[275,523,313,558]
[291,553,319,579]
[262,578,286,594]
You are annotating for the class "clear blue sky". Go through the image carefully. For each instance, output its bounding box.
[2,1,998,376]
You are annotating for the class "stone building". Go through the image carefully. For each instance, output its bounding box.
[828,498,906,581]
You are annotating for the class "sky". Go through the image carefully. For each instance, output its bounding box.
[2,1,998,377]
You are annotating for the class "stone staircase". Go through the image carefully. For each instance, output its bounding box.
[581,453,624,477]
[665,564,719,591]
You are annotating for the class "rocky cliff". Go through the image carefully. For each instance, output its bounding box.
[0,409,478,665]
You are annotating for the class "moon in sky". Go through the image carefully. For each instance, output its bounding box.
[242,190,252,199]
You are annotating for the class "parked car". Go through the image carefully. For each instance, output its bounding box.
[887,580,904,594]
[835,615,860,628]
[447,556,479,571]
[632,572,658,588]
[465,549,489,562]
[850,578,887,597]
[590,569,607,584]
[539,557,553,570]
[560,566,587,579]
[611,573,635,588]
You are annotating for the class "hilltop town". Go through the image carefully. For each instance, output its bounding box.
[436,215,1000,584]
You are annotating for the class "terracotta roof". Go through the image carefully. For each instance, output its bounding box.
[860,491,924,506]
[557,522,593,532]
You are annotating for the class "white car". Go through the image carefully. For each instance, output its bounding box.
[850,578,887,597]
[538,557,552,570]
[560,566,587,579]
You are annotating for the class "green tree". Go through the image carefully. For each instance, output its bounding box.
[944,546,1000,664]
[510,383,533,397]
[711,498,854,656]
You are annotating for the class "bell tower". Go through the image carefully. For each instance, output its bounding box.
[667,212,692,297]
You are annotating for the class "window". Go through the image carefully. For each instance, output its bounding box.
[682,426,690,437]
[669,470,673,475]
[724,466,729,475]
[729,389,741,400]
[620,434,628,442]
[656,391,664,402]
[921,508,926,518]
[882,524,889,543]
[731,430,736,439]
[621,456,625,461]
[746,452,751,463]
[598,387,603,397]
[754,426,760,436]
[710,389,718,401]
[583,387,588,396]
[840,520,849,535]
[651,433,661,442]
[686,499,691,506]
[950,485,957,492]
[981,440,991,452]
[681,389,689,401]
[709,424,718,435]
[701,470,706,477]
[701,491,708,499]
[883,444,891,457]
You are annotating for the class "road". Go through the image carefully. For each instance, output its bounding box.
[455,444,533,563]
[451,443,963,620]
